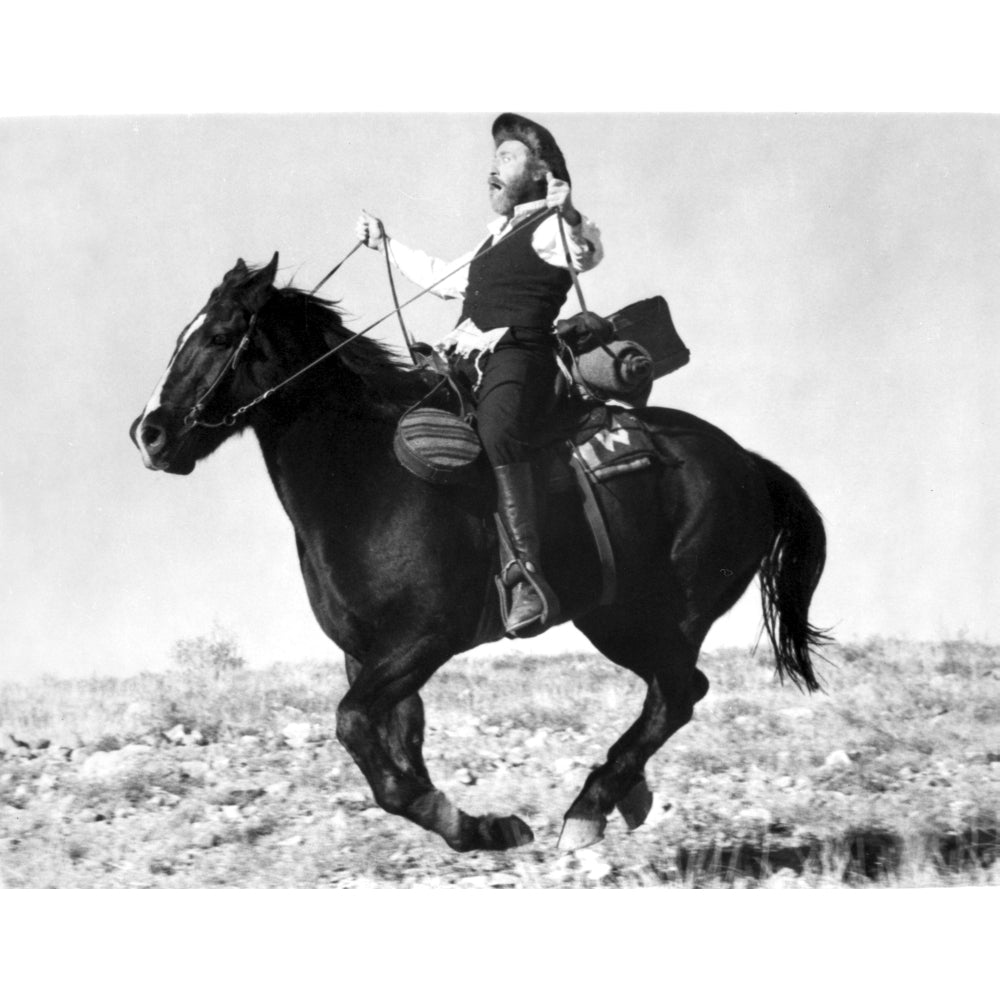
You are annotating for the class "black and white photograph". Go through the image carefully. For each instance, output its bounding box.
[1,14,996,978]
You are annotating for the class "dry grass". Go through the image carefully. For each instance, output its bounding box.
[1,637,998,887]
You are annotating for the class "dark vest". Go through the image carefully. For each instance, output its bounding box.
[458,212,573,332]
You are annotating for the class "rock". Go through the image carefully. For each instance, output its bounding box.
[766,869,803,889]
[281,722,313,748]
[123,701,155,730]
[643,794,672,829]
[148,857,175,876]
[575,848,613,882]
[69,747,92,765]
[329,808,350,831]
[454,767,477,786]
[737,806,773,827]
[79,744,153,780]
[36,773,57,792]
[774,776,794,789]
[552,757,577,776]
[487,873,521,888]
[179,760,210,781]
[458,875,490,888]
[278,835,305,847]
[453,724,478,739]
[163,724,188,745]
[335,788,368,805]
[220,805,242,822]
[779,707,814,721]
[524,731,548,749]
[2,735,32,759]
[822,750,854,771]
[266,779,293,799]
[190,827,222,849]
[210,784,265,806]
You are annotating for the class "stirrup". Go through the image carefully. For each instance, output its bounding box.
[494,530,560,638]
[495,569,558,638]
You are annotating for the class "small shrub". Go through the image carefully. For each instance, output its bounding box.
[171,624,246,679]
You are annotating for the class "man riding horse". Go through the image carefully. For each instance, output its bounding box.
[356,113,604,639]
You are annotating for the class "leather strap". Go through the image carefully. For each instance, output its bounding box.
[569,451,617,606]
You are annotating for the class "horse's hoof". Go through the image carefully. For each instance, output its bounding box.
[616,776,654,830]
[477,814,534,851]
[495,815,535,849]
[558,815,607,852]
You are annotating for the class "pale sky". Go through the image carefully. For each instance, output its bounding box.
[2,111,998,680]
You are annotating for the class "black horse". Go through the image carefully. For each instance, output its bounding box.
[130,253,828,852]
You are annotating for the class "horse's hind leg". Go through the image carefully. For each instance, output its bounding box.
[338,644,533,852]
[560,610,710,851]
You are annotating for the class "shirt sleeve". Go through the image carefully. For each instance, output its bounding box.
[384,238,473,301]
[531,214,604,273]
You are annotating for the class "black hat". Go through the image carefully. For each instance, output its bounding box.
[492,113,570,186]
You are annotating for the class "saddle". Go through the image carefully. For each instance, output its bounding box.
[392,297,690,620]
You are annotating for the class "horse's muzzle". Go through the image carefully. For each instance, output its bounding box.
[131,409,193,474]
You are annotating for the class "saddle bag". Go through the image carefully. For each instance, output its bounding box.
[393,407,482,485]
[557,296,690,406]
[604,296,690,379]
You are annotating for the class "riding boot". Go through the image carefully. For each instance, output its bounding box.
[494,462,560,638]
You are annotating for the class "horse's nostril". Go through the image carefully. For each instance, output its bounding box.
[140,420,166,454]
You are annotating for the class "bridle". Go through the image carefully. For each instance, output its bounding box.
[183,313,259,429]
[182,204,571,431]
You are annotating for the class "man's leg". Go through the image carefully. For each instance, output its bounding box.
[475,329,559,637]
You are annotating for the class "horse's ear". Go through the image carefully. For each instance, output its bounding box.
[241,252,279,311]
[222,258,250,285]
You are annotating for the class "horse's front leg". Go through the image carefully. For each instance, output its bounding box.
[345,654,430,784]
[338,643,533,852]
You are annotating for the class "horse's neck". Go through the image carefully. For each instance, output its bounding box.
[254,401,396,541]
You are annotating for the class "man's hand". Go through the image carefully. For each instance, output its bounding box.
[546,172,582,227]
[355,210,385,250]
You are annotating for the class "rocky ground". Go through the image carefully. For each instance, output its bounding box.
[1,638,998,888]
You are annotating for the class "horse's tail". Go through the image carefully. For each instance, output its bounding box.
[753,454,830,692]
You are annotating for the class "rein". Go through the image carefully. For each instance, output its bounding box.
[183,205,560,430]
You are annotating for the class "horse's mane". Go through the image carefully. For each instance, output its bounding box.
[261,281,429,417]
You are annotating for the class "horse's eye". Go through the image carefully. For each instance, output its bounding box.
[211,333,231,347]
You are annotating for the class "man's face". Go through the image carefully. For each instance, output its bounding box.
[488,139,543,216]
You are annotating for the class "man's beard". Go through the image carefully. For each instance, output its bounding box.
[489,170,543,216]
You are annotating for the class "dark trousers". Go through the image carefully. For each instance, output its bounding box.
[469,328,558,466]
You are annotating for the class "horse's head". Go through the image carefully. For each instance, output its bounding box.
[130,253,280,475]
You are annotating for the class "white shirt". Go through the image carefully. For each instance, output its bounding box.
[384,201,604,357]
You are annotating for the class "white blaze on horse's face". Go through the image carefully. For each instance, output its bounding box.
[143,312,208,417]
[135,311,208,468]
